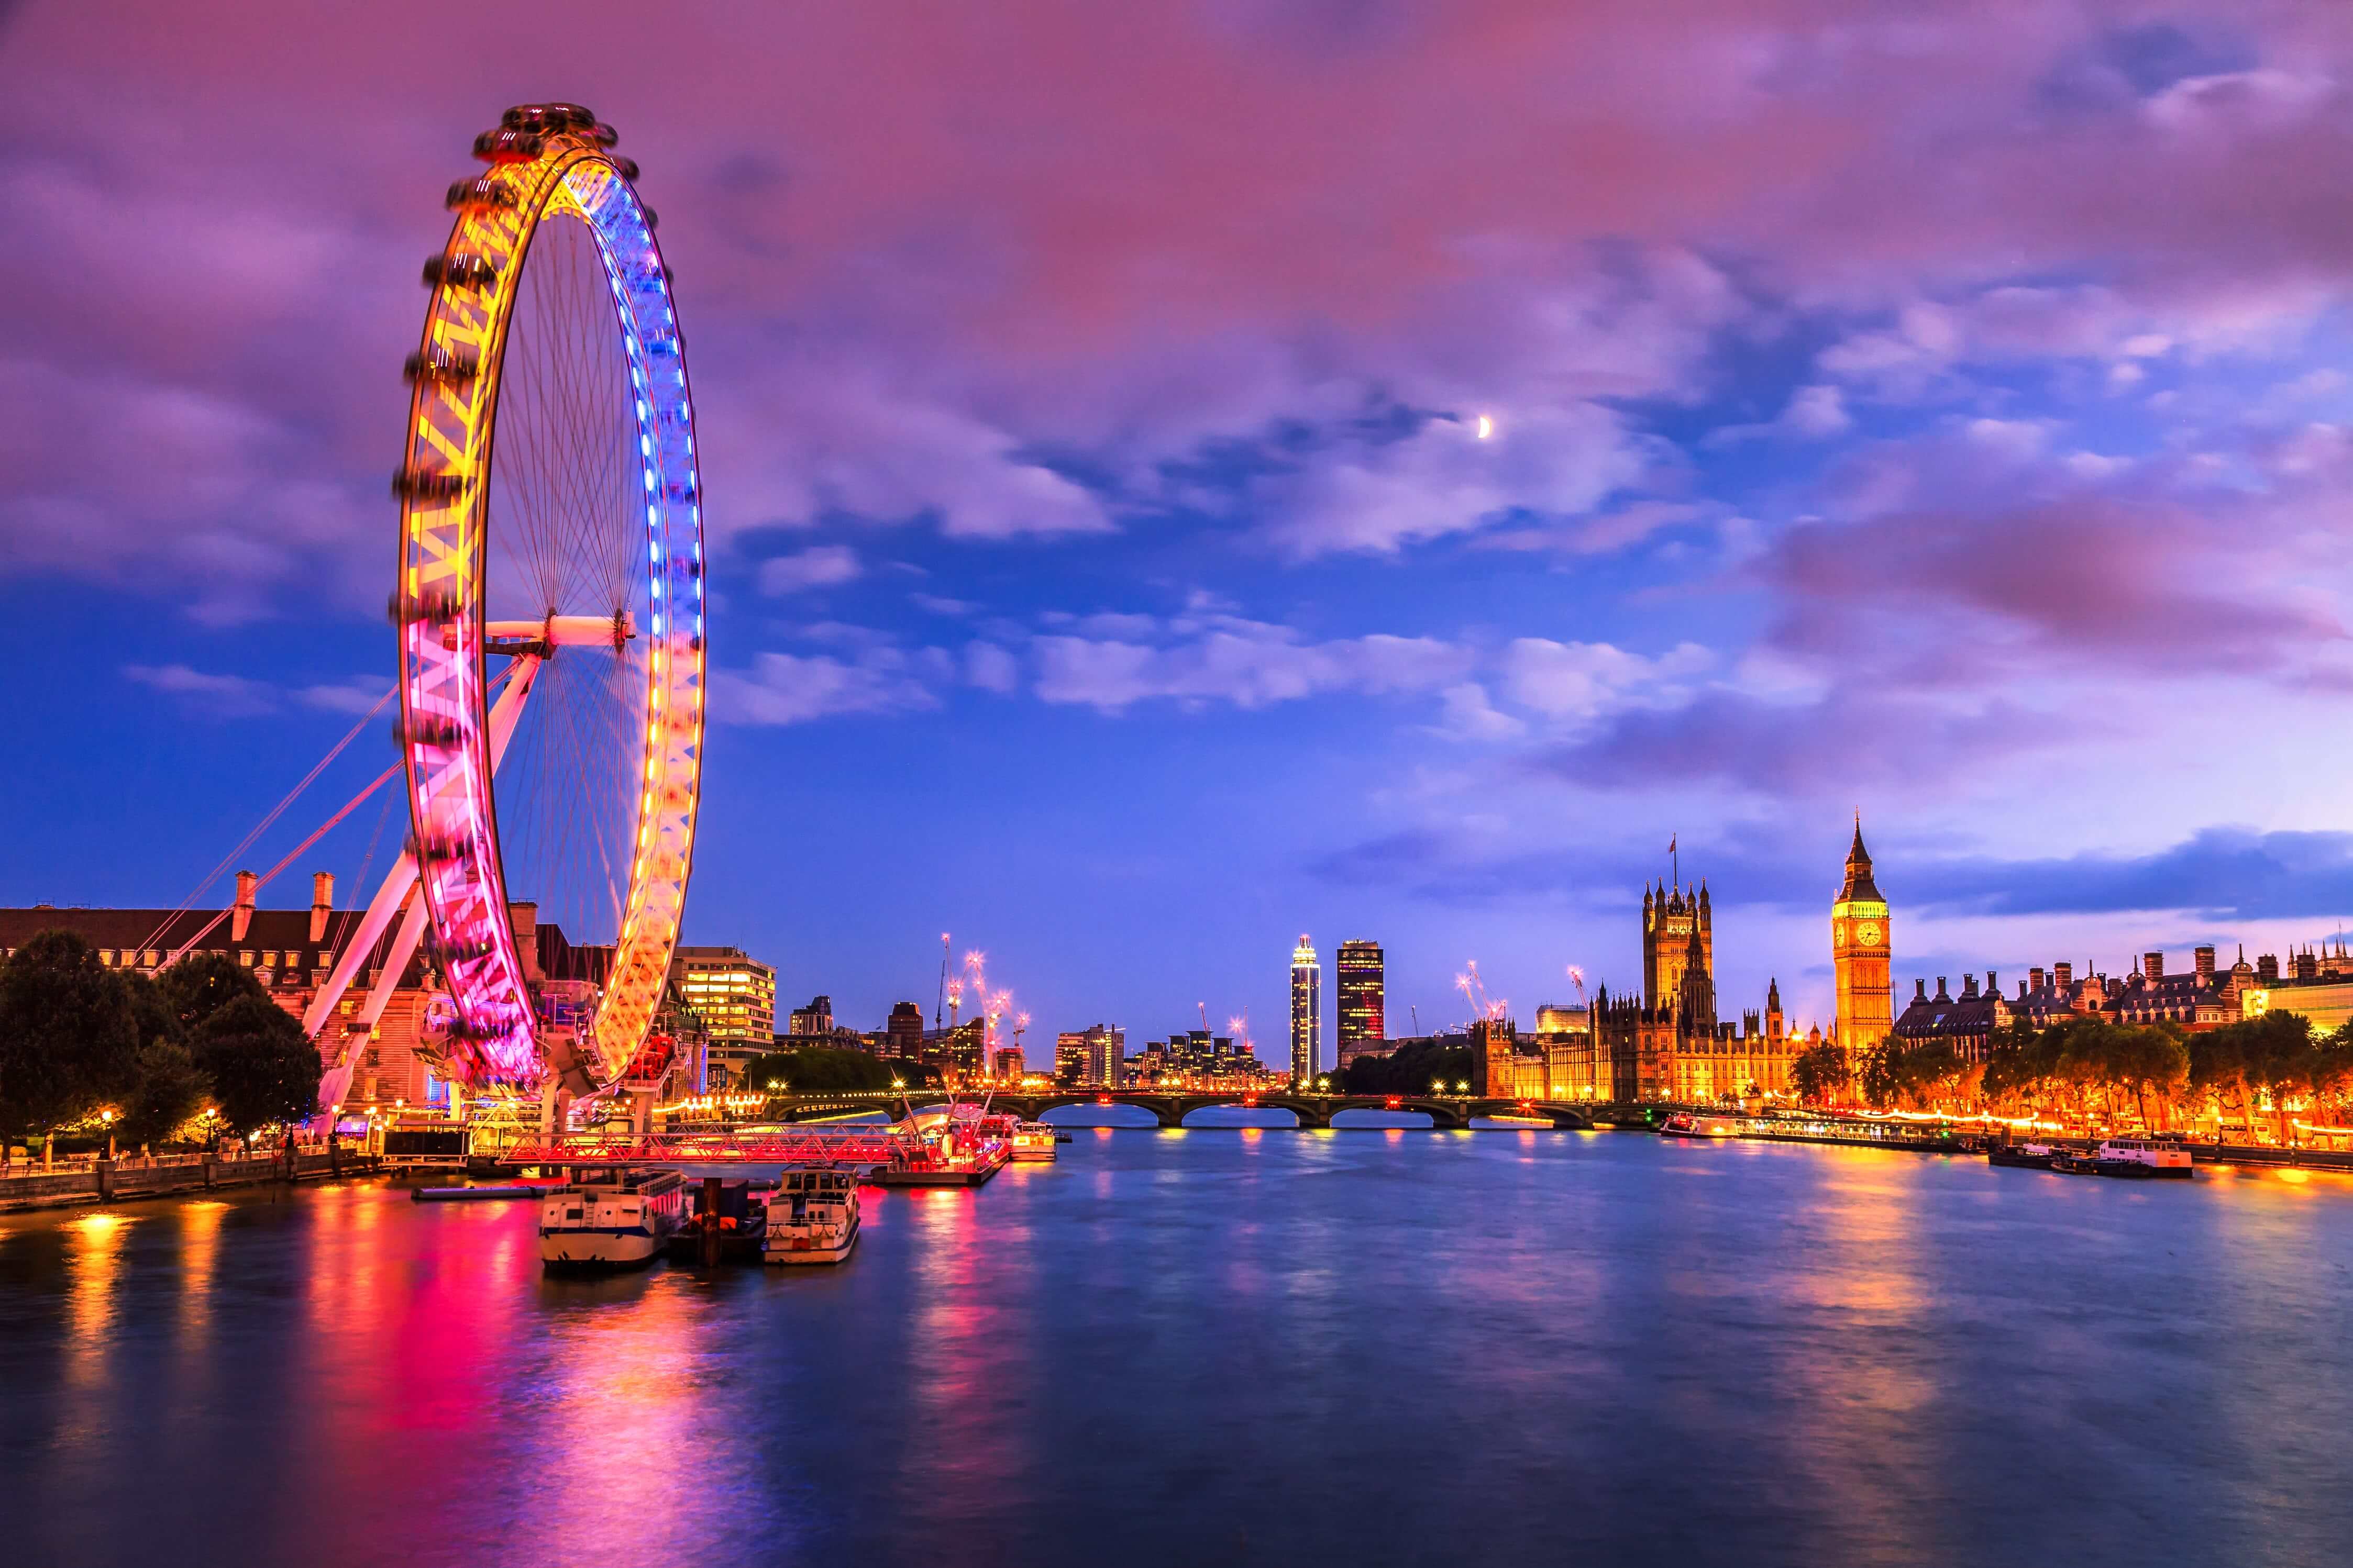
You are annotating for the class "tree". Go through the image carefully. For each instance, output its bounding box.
[2191,1013,2310,1140]
[159,950,266,1034]
[116,971,211,1147]
[0,930,141,1139]
[191,992,321,1132]
[1789,1043,1849,1106]
[117,1040,212,1147]
[1335,1039,1473,1096]
[738,1044,902,1095]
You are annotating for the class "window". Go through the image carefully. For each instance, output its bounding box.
[261,951,278,968]
[240,952,255,966]
[99,949,116,965]
[144,949,159,967]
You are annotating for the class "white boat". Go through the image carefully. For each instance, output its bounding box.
[1661,1112,1741,1138]
[764,1169,861,1265]
[1011,1121,1059,1162]
[2095,1137,2195,1179]
[537,1170,688,1270]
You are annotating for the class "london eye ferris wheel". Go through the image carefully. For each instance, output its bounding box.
[382,103,706,1098]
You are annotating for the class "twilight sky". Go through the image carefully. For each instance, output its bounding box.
[6,1,2353,1050]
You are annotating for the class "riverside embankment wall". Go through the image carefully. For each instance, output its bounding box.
[0,1148,381,1213]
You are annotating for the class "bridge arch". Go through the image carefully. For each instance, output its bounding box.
[1328,1106,1437,1129]
[1176,1103,1307,1129]
[1031,1096,1175,1129]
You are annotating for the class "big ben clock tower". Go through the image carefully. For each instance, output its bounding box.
[1831,818,1893,1055]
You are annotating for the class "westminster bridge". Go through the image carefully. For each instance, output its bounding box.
[756,1088,1629,1131]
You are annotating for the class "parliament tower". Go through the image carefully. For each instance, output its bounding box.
[1830,820,1893,1056]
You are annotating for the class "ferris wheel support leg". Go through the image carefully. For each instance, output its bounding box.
[302,854,419,1041]
[357,891,434,1038]
[306,857,420,1120]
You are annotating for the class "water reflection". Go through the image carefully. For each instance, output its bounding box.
[5,1139,2353,1567]
[61,1213,130,1414]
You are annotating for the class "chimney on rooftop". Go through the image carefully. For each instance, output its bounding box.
[1987,971,1998,996]
[2145,951,2164,982]
[1914,979,1928,1000]
[2195,946,2216,981]
[1962,974,1979,998]
[232,870,257,942]
[2030,966,2046,992]
[1935,976,1950,1002]
[310,872,333,943]
[2054,962,2073,989]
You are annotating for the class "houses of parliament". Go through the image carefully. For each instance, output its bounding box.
[1579,824,1891,1102]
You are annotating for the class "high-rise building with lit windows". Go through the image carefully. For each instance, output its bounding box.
[1336,940,1384,1059]
[1290,935,1321,1086]
[668,946,776,1087]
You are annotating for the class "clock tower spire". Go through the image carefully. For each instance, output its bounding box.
[1831,816,1893,1061]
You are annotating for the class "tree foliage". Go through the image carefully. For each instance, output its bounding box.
[159,950,264,1035]
[739,1044,905,1095]
[0,930,143,1138]
[1336,1039,1474,1096]
[190,992,321,1132]
[1788,1043,1850,1106]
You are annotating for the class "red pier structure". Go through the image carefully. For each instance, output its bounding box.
[504,1126,915,1168]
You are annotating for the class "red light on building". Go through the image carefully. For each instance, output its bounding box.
[1096,1094,1112,1106]
[1385,1094,1401,1110]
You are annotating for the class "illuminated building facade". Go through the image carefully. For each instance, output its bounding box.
[1531,1004,1598,1098]
[1336,940,1384,1058]
[1132,1030,1263,1086]
[1830,823,1892,1060]
[885,1001,924,1059]
[669,946,776,1088]
[920,1019,987,1085]
[1054,1024,1125,1086]
[1643,882,1712,1014]
[1890,974,2011,1060]
[1290,935,1321,1085]
[786,995,833,1036]
[1582,868,1796,1102]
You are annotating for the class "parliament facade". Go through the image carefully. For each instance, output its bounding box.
[1585,880,1797,1104]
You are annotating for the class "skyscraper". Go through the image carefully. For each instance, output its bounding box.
[1831,819,1894,1059]
[1290,934,1321,1086]
[1336,940,1384,1058]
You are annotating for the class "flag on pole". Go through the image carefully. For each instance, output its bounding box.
[1667,834,1676,853]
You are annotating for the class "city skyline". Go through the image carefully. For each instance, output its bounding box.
[7,5,2353,1044]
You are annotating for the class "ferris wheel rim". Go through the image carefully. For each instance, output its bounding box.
[393,107,705,1096]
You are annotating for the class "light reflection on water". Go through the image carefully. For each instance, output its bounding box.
[4,1134,2353,1567]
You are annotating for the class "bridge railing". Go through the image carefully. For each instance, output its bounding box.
[505,1126,920,1166]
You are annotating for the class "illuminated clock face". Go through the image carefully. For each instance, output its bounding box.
[1832,920,1845,944]
[1856,922,1882,947]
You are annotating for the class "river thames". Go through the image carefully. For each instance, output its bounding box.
[5,1123,2351,1567]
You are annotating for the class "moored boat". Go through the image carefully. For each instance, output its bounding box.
[538,1169,688,1271]
[2093,1137,2195,1179]
[1011,1121,1059,1162]
[1989,1142,2057,1170]
[664,1178,771,1263]
[764,1169,861,1264]
[1661,1112,1741,1139]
